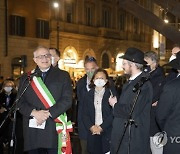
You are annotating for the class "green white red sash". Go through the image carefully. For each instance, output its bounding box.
[29,71,73,154]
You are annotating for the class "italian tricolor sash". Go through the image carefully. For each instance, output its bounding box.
[30,72,73,154]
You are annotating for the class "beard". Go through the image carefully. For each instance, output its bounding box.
[123,67,132,76]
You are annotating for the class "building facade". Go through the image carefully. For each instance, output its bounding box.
[0,0,153,79]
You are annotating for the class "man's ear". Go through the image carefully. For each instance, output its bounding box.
[33,58,37,64]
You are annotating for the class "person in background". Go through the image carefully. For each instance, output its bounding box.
[49,48,60,68]
[169,44,180,62]
[109,47,153,154]
[156,52,180,154]
[0,80,17,154]
[76,56,99,154]
[144,51,165,154]
[83,68,116,154]
[18,46,72,154]
[165,44,180,83]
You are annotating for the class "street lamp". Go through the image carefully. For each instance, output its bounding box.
[53,1,60,50]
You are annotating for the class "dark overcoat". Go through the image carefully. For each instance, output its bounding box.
[149,66,165,136]
[76,75,116,140]
[18,66,72,151]
[76,75,89,140]
[156,76,180,154]
[111,73,153,154]
[0,90,17,110]
[0,90,17,140]
[83,87,116,153]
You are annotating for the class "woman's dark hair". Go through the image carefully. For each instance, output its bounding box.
[89,68,110,88]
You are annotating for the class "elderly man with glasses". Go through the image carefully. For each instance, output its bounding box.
[17,46,73,154]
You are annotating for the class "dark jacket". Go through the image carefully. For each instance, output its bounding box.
[76,75,89,140]
[149,66,165,136]
[76,75,116,140]
[156,76,180,154]
[0,90,17,138]
[18,66,72,151]
[0,90,17,110]
[83,87,116,153]
[111,72,153,154]
[165,68,178,84]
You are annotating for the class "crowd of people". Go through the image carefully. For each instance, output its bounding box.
[0,44,180,154]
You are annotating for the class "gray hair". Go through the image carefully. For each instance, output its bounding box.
[33,46,49,57]
[144,51,159,64]
[128,61,144,71]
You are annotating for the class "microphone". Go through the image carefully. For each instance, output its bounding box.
[133,76,149,92]
[27,70,41,80]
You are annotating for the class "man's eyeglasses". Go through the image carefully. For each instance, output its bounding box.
[35,54,51,59]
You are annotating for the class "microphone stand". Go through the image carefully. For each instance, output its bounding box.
[116,89,141,154]
[0,77,32,154]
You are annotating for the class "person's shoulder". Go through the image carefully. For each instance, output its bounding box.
[0,90,5,96]
[53,67,70,76]
[76,75,87,85]
[150,66,164,78]
[85,88,94,96]
[141,79,153,92]
[19,72,28,81]
[165,77,180,88]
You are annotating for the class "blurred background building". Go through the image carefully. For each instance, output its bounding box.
[0,0,180,79]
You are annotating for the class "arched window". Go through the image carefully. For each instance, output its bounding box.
[102,53,109,69]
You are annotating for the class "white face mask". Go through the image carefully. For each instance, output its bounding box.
[4,87,13,93]
[94,79,106,87]
[169,55,176,62]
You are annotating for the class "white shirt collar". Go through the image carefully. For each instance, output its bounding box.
[129,71,142,80]
[86,77,91,91]
[40,67,50,72]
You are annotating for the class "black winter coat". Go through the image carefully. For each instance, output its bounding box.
[149,66,165,136]
[18,66,72,151]
[111,72,153,154]
[76,75,89,140]
[156,76,180,154]
[83,87,116,153]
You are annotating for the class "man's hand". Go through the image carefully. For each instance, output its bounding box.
[31,109,50,125]
[96,125,103,135]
